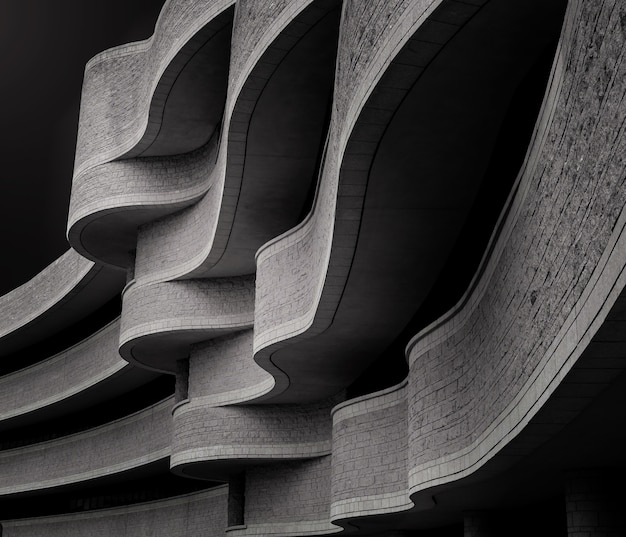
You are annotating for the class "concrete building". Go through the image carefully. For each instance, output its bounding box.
[1,0,625,535]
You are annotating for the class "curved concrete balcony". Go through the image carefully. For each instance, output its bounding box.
[253,0,567,403]
[72,0,235,179]
[230,458,340,537]
[188,330,274,406]
[0,250,123,359]
[296,2,626,531]
[0,320,156,431]
[131,0,341,285]
[2,487,227,537]
[67,0,234,268]
[0,398,172,496]
[120,276,254,373]
[69,0,339,277]
[405,0,626,499]
[331,381,410,524]
[171,397,336,481]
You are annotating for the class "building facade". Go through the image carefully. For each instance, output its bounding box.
[1,0,625,535]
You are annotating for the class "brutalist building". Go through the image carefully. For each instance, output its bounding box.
[1,0,625,535]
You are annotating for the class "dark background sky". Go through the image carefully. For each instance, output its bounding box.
[0,0,165,296]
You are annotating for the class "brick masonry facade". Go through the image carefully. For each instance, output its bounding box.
[1,0,625,535]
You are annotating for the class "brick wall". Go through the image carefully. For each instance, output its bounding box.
[239,457,338,535]
[171,399,334,470]
[0,398,172,495]
[331,381,410,521]
[406,0,626,495]
[0,250,93,340]
[2,487,227,537]
[0,320,124,422]
[189,330,274,405]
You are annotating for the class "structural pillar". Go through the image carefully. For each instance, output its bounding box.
[565,470,624,536]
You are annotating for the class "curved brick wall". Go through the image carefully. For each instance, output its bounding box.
[233,458,339,536]
[0,398,172,495]
[405,0,626,496]
[331,381,410,522]
[189,330,274,406]
[120,276,254,372]
[171,398,335,472]
[2,487,227,537]
[253,0,456,396]
[0,250,93,342]
[11,0,622,534]
[69,136,217,268]
[0,320,129,424]
[131,0,333,285]
[72,0,235,178]
[314,0,626,522]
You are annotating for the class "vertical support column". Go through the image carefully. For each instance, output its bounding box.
[464,511,495,537]
[565,470,624,536]
[175,358,189,403]
[228,471,246,528]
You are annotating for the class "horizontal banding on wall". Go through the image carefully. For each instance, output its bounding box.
[0,250,93,340]
[171,399,335,476]
[189,330,275,406]
[236,457,340,536]
[0,320,128,424]
[404,0,626,496]
[251,0,451,401]
[69,136,218,269]
[2,486,228,537]
[0,398,173,495]
[331,380,411,522]
[72,0,236,179]
[120,276,255,372]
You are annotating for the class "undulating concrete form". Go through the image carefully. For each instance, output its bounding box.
[1,0,625,535]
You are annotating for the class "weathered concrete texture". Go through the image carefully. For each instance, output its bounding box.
[0,320,125,423]
[171,398,336,472]
[406,0,626,494]
[0,398,172,495]
[6,0,626,534]
[331,382,410,522]
[252,0,450,396]
[189,330,274,405]
[73,0,235,177]
[120,276,254,372]
[69,134,217,268]
[238,457,340,536]
[2,487,227,537]
[0,250,91,342]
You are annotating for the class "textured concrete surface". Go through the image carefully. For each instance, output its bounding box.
[3,0,626,535]
[2,487,227,537]
[0,398,172,495]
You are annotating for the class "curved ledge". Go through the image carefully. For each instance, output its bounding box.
[254,0,533,403]
[68,1,235,268]
[331,380,411,524]
[0,320,155,429]
[0,398,173,496]
[402,0,626,498]
[231,458,341,536]
[72,0,235,179]
[130,0,339,285]
[252,0,447,359]
[171,398,337,480]
[120,276,255,373]
[0,249,124,358]
[2,486,228,537]
[189,330,275,406]
[68,135,218,269]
